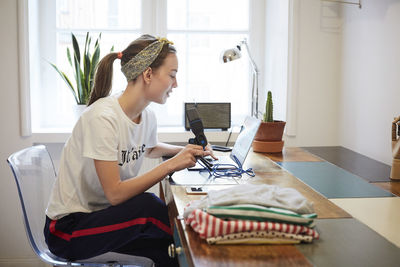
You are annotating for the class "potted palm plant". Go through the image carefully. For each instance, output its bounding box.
[253,91,286,153]
[49,32,110,118]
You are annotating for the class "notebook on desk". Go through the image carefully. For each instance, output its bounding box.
[188,116,261,171]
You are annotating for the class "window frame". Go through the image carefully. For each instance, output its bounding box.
[19,0,296,140]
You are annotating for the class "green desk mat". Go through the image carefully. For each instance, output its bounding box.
[297,218,400,267]
[302,146,391,182]
[278,162,393,198]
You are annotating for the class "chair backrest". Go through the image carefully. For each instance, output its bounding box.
[7,145,155,267]
[7,145,66,265]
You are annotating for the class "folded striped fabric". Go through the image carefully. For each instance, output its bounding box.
[185,209,319,240]
[206,230,313,244]
[207,204,317,226]
[208,237,300,245]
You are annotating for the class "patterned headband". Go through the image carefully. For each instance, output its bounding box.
[121,37,174,81]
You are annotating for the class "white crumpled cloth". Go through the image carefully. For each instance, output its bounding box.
[183,184,314,218]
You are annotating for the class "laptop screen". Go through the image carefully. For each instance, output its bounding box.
[230,116,261,165]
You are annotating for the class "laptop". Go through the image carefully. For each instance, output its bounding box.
[188,116,261,171]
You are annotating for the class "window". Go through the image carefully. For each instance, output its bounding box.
[151,0,250,126]
[30,0,265,132]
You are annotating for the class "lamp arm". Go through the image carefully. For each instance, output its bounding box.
[240,39,260,118]
[240,39,259,74]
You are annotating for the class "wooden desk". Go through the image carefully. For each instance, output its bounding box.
[161,184,314,267]
[160,149,352,266]
[160,147,400,266]
[372,181,400,197]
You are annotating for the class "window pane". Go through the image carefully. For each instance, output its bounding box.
[168,0,249,31]
[33,0,255,131]
[36,31,140,129]
[56,31,140,94]
[150,33,250,127]
[57,0,141,29]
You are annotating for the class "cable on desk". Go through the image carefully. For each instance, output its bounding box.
[198,155,255,178]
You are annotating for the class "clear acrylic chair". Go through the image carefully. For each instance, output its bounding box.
[7,145,154,267]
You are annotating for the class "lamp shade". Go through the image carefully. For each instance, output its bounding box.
[220,47,242,63]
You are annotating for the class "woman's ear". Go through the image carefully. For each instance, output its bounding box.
[142,67,153,84]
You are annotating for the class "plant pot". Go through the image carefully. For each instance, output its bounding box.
[253,140,284,153]
[254,121,286,141]
[253,121,286,153]
[72,104,87,122]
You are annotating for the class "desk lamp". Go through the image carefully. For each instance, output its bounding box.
[220,38,259,118]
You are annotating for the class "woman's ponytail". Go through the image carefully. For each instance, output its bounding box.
[87,52,118,106]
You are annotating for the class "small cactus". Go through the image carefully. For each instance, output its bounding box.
[263,91,273,122]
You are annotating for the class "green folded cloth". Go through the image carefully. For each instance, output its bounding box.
[207,204,317,227]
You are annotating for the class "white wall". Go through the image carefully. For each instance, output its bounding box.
[340,0,400,165]
[284,0,342,147]
[0,1,48,266]
[284,0,400,165]
[264,0,289,122]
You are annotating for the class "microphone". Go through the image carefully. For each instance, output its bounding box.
[186,107,208,148]
[186,107,213,171]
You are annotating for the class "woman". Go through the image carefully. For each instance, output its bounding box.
[44,34,213,266]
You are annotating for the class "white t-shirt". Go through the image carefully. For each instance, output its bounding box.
[46,96,158,220]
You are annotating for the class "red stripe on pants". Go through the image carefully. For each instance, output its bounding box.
[50,217,172,241]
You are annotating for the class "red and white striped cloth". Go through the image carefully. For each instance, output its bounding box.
[185,209,319,240]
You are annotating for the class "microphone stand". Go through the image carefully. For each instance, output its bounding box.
[186,107,213,171]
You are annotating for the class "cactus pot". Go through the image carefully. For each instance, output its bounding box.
[253,121,286,153]
[253,140,284,153]
[254,121,286,141]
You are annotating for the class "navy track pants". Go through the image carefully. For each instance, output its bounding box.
[44,192,178,266]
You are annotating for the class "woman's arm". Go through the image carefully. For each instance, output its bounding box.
[145,142,183,158]
[146,142,218,159]
[95,144,211,205]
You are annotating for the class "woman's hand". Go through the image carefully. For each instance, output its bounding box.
[205,143,218,160]
[166,144,211,172]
